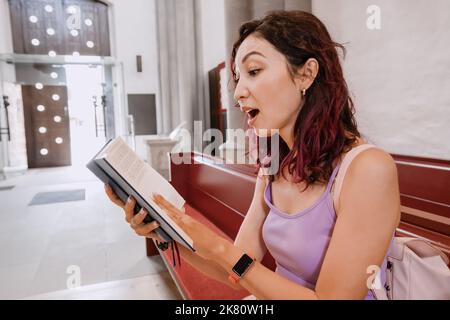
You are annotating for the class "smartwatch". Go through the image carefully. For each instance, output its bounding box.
[228,253,256,284]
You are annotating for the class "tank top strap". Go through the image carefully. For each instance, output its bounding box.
[325,162,342,193]
[265,175,272,203]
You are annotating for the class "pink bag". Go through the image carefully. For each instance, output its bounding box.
[371,237,450,300]
[335,144,450,300]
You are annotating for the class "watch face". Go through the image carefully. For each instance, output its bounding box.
[232,254,254,276]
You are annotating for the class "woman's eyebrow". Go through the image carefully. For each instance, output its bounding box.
[241,51,266,64]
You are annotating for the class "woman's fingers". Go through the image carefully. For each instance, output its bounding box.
[104,184,125,208]
[146,232,164,243]
[131,208,148,226]
[152,193,183,222]
[134,220,160,236]
[124,196,136,223]
[105,187,167,243]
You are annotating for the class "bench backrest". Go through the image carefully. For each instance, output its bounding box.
[170,152,450,266]
[392,154,450,262]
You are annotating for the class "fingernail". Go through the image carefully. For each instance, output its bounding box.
[139,209,146,215]
[153,221,159,227]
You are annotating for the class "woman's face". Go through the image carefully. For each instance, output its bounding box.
[234,34,303,139]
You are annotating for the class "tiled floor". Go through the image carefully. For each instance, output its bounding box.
[26,273,181,300]
[0,165,182,300]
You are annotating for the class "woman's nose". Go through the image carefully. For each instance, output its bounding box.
[233,82,250,103]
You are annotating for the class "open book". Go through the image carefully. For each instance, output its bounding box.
[86,137,194,251]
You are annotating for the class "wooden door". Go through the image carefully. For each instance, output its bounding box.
[22,85,71,168]
[8,0,111,56]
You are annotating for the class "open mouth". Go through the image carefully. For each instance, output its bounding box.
[247,109,260,119]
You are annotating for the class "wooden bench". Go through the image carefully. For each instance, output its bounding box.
[147,152,450,299]
[391,154,450,260]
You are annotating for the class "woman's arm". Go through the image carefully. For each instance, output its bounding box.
[175,168,270,290]
[234,169,270,260]
[217,240,319,299]
[213,148,400,299]
[175,243,241,290]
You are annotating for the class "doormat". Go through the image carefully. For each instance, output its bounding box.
[29,189,85,206]
[0,186,14,191]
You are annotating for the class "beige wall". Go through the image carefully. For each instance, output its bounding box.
[312,0,450,160]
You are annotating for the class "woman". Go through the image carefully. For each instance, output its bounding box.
[105,11,400,300]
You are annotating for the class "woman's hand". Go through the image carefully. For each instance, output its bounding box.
[151,193,229,261]
[104,184,165,243]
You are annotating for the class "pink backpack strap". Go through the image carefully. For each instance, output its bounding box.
[332,144,377,211]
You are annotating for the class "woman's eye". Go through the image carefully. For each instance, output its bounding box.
[248,69,260,76]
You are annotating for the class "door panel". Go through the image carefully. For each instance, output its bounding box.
[8,0,111,56]
[22,85,71,167]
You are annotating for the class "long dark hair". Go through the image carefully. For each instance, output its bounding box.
[230,10,360,188]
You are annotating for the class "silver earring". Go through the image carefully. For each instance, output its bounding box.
[302,88,306,96]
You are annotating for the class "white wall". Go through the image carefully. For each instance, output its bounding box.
[0,0,14,175]
[312,0,450,160]
[0,0,13,54]
[200,0,226,73]
[108,0,160,160]
[109,0,159,95]
[199,0,226,133]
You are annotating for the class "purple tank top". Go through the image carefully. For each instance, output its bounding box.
[262,162,389,300]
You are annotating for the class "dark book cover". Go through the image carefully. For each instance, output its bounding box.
[86,138,194,251]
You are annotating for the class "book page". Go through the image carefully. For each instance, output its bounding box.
[99,138,193,246]
[103,137,185,209]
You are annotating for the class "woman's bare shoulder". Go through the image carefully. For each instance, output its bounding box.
[338,145,400,226]
[340,136,395,173]
[348,146,396,177]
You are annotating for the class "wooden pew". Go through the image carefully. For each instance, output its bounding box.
[392,154,450,261]
[147,152,450,299]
